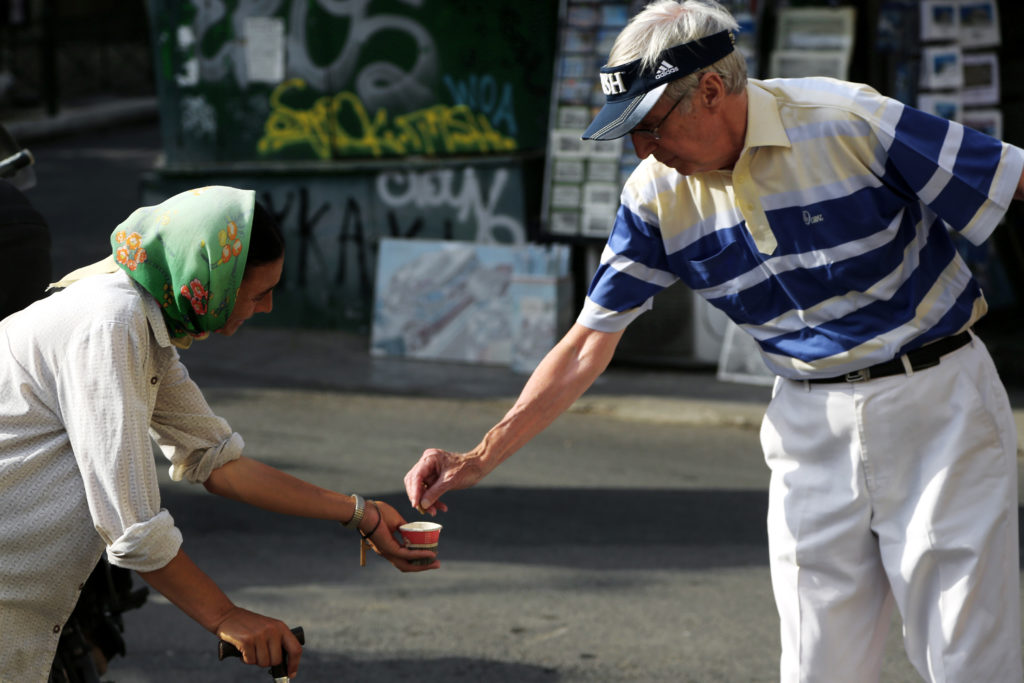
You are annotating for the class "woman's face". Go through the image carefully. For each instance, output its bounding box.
[217,256,284,336]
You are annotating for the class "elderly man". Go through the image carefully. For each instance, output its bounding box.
[405,1,1024,680]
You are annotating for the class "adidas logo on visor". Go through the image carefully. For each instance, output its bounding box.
[655,60,679,79]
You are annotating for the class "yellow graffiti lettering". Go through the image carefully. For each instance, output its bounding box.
[258,79,333,160]
[258,79,518,159]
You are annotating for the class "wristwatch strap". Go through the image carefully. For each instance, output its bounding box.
[342,493,365,529]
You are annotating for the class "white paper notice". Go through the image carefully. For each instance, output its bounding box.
[244,16,285,84]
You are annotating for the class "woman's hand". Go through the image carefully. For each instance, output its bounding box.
[214,606,303,678]
[361,499,440,571]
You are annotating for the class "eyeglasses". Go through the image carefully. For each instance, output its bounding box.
[630,97,683,141]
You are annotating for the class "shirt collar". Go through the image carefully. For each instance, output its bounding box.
[742,80,791,152]
[133,276,174,348]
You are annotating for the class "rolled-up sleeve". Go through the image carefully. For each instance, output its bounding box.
[58,317,184,572]
[150,355,244,483]
[106,510,183,571]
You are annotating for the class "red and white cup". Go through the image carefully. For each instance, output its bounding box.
[399,521,442,565]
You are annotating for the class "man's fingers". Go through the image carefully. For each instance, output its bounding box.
[406,449,446,508]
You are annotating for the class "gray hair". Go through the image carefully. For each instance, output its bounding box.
[608,0,747,110]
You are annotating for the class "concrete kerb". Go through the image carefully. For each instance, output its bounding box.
[570,394,767,431]
[570,392,1024,463]
[5,96,158,143]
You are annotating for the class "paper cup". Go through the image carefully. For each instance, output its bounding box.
[399,521,442,545]
[399,521,442,565]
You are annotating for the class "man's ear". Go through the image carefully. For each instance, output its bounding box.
[699,72,726,109]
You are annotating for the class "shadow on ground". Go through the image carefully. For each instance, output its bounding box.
[161,484,771,573]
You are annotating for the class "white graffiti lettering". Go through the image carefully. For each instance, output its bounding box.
[375,167,525,244]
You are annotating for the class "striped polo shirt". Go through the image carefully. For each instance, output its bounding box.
[578,77,1024,379]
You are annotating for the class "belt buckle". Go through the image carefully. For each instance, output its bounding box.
[844,369,870,383]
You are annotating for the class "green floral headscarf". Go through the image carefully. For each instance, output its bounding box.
[111,186,255,342]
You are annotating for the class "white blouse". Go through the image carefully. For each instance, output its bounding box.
[0,271,243,680]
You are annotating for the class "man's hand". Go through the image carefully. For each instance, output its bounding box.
[404,448,488,515]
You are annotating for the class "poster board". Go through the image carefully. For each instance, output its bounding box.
[371,238,571,372]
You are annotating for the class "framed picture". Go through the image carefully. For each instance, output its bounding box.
[556,105,592,131]
[547,210,580,236]
[562,29,595,54]
[550,183,583,209]
[586,160,619,183]
[552,158,585,184]
[585,136,623,160]
[582,182,620,213]
[775,7,856,53]
[961,52,999,106]
[549,129,588,159]
[560,55,590,80]
[581,209,614,238]
[769,50,849,79]
[917,92,963,122]
[959,0,1000,48]
[919,45,963,90]
[920,1,959,42]
[557,79,592,105]
[962,108,1003,139]
[566,4,599,29]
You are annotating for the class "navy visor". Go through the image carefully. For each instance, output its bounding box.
[582,30,735,141]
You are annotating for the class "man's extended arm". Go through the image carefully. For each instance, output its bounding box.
[405,323,625,513]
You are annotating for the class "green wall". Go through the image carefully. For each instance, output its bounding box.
[147,0,559,165]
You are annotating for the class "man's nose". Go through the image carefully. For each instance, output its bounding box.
[630,133,655,159]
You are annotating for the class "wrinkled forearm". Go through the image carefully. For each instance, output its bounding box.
[473,323,623,470]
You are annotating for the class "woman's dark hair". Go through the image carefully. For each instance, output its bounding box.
[247,200,285,267]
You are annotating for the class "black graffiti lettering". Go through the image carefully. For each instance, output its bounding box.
[295,187,330,288]
[337,198,373,304]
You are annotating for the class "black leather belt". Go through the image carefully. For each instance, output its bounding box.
[806,331,972,384]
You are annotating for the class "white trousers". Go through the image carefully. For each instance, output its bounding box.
[761,336,1021,682]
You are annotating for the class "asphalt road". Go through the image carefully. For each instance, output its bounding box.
[97,385,916,683]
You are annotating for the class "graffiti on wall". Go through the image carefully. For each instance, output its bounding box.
[257,79,516,159]
[375,166,525,244]
[156,0,549,162]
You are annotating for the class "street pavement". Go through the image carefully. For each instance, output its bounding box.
[6,102,1024,681]
[98,324,891,683]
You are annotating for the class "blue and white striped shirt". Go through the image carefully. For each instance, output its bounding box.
[578,78,1024,379]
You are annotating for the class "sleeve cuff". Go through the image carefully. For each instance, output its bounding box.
[167,432,245,483]
[576,296,653,332]
[105,509,183,572]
